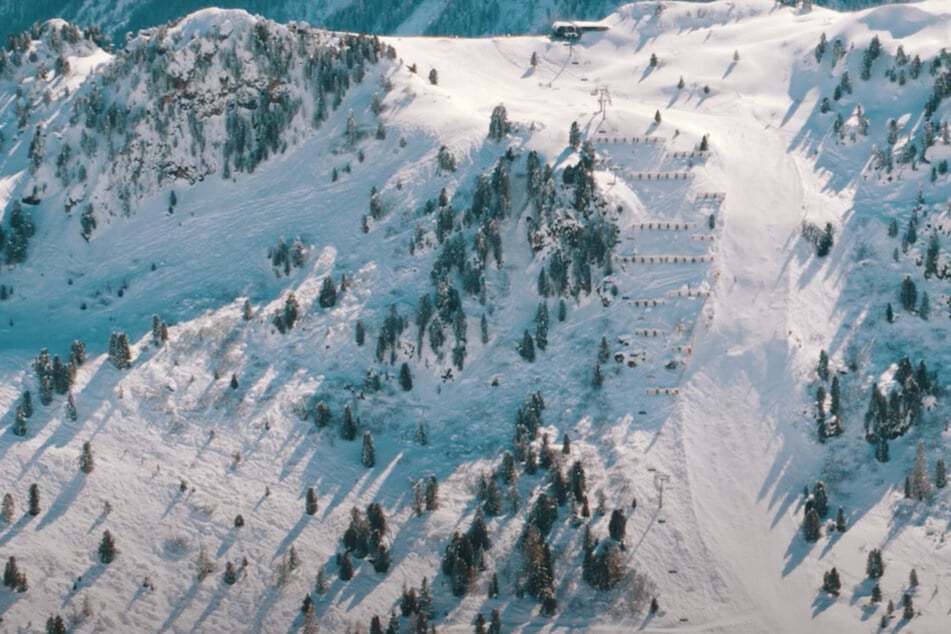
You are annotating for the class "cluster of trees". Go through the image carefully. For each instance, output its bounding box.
[108,332,132,369]
[2,201,35,265]
[864,356,936,455]
[802,481,847,541]
[815,350,842,440]
[903,440,946,501]
[268,237,306,276]
[273,292,301,334]
[441,512,492,596]
[340,502,390,575]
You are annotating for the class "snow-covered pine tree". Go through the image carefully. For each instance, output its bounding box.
[361,432,376,468]
[910,440,932,501]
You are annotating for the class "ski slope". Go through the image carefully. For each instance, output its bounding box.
[0,1,950,632]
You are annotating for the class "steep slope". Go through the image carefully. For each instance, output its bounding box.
[0,1,950,633]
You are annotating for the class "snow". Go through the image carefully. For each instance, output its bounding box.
[1,0,951,632]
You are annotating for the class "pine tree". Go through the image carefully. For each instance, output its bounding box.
[319,276,337,308]
[519,331,536,362]
[79,442,94,474]
[835,507,846,532]
[822,567,841,595]
[13,405,26,436]
[534,302,549,351]
[569,121,581,149]
[223,561,237,584]
[361,432,376,468]
[28,483,40,516]
[428,68,438,85]
[399,363,413,391]
[356,320,366,346]
[341,405,357,441]
[99,530,116,563]
[803,508,821,542]
[900,276,917,312]
[339,551,354,580]
[488,572,499,598]
[481,609,500,634]
[418,576,434,619]
[936,458,947,488]
[20,391,32,418]
[885,301,894,323]
[608,508,626,543]
[813,481,828,517]
[910,440,932,501]
[306,487,318,515]
[902,593,914,619]
[3,556,17,587]
[234,514,244,528]
[677,76,685,89]
[649,52,658,66]
[654,110,661,124]
[530,52,538,68]
[866,549,884,578]
[909,568,919,588]
[1,494,13,523]
[871,582,882,603]
[65,391,77,421]
[818,349,829,381]
[370,615,384,634]
[242,299,253,321]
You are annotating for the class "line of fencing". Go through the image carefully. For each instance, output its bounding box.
[628,172,693,181]
[666,288,713,297]
[616,254,714,264]
[695,192,726,201]
[646,387,680,395]
[633,222,695,231]
[627,298,667,307]
[692,234,715,241]
[667,151,710,159]
[632,329,666,337]
[597,135,665,145]
[668,345,693,354]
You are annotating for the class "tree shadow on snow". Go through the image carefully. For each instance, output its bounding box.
[36,471,88,531]
[159,578,203,633]
[811,590,836,617]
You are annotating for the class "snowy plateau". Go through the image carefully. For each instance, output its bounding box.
[0,0,951,632]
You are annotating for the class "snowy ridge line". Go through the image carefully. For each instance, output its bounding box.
[615,254,714,264]
[632,222,695,231]
[594,134,665,145]
[626,171,694,181]
[625,298,668,307]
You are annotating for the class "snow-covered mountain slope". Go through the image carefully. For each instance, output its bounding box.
[1,1,951,632]
[0,0,920,44]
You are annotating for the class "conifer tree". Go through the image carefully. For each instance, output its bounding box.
[306,487,318,515]
[361,432,376,468]
[480,313,489,344]
[866,549,884,578]
[535,302,549,351]
[835,507,846,532]
[530,52,538,68]
[341,405,357,441]
[223,561,238,585]
[79,442,94,474]
[20,391,32,418]
[902,593,913,619]
[813,481,828,517]
[3,556,17,587]
[99,530,116,563]
[425,475,439,511]
[65,391,77,421]
[339,551,354,580]
[822,568,841,595]
[910,440,932,501]
[935,458,947,488]
[319,276,337,308]
[569,121,581,149]
[519,331,536,362]
[356,320,365,346]
[1,494,13,523]
[803,508,821,542]
[242,299,253,321]
[871,582,882,603]
[399,362,413,391]
[818,350,829,381]
[28,483,40,516]
[608,508,626,543]
[909,568,918,588]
